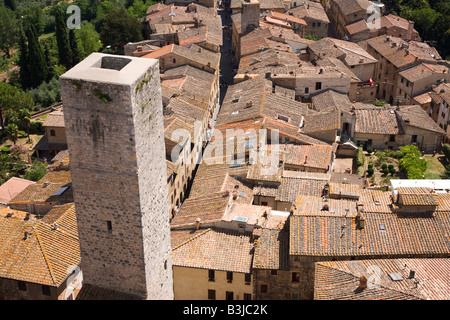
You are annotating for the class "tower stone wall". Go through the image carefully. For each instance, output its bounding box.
[241,0,260,35]
[60,53,173,299]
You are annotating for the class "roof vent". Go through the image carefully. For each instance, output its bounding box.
[23,231,30,240]
[359,275,368,289]
[322,203,329,211]
[43,181,50,188]
[408,270,415,279]
[6,211,14,218]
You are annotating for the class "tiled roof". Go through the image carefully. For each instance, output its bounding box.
[314,258,450,300]
[396,105,445,134]
[8,170,72,205]
[230,0,284,10]
[309,37,377,66]
[222,203,286,229]
[142,44,220,70]
[216,76,312,127]
[328,182,360,199]
[0,177,36,204]
[290,194,450,257]
[172,227,254,273]
[400,193,437,206]
[43,110,65,128]
[253,227,290,270]
[301,110,341,133]
[280,144,333,170]
[333,0,372,16]
[398,63,449,83]
[365,35,441,68]
[170,192,231,227]
[311,89,353,113]
[0,203,80,287]
[287,1,329,23]
[354,107,403,135]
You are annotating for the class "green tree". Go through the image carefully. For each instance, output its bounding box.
[127,0,156,18]
[18,26,31,89]
[25,23,48,88]
[398,145,428,179]
[54,8,73,69]
[75,21,101,57]
[23,160,47,181]
[0,7,20,58]
[69,29,82,66]
[100,6,143,49]
[0,81,34,131]
[4,0,17,11]
[6,123,20,145]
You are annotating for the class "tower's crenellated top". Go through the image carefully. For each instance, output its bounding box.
[60,52,158,86]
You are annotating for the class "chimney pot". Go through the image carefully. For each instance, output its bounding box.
[359,275,368,289]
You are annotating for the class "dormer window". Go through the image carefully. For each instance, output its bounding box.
[277,114,289,122]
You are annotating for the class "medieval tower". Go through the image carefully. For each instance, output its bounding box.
[59,53,173,299]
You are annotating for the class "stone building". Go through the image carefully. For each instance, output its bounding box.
[362,35,443,105]
[33,109,67,161]
[287,0,330,39]
[252,190,450,299]
[59,53,173,299]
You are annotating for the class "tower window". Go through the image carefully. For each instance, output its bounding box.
[18,281,27,291]
[106,220,113,234]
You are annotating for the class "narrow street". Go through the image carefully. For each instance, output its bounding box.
[218,7,238,105]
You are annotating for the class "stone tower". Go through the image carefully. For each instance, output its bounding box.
[59,53,173,299]
[241,0,260,35]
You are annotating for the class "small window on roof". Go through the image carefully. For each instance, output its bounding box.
[277,114,289,122]
[380,224,386,231]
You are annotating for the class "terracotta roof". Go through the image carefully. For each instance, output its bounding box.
[301,110,341,133]
[399,63,449,83]
[354,107,403,135]
[142,44,220,70]
[170,192,231,228]
[314,258,450,300]
[396,105,445,134]
[253,227,290,270]
[365,35,441,69]
[268,11,307,26]
[309,37,378,66]
[287,1,329,23]
[172,227,254,273]
[333,0,372,16]
[8,170,72,206]
[43,110,65,128]
[0,177,36,204]
[216,76,312,127]
[400,193,437,206]
[290,194,450,257]
[328,182,360,199]
[0,203,80,287]
[280,144,333,170]
[311,89,353,113]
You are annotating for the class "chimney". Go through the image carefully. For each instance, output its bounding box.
[137,46,143,52]
[406,20,415,41]
[304,155,308,164]
[23,231,30,240]
[195,218,201,230]
[241,0,260,35]
[359,276,368,289]
[409,270,415,279]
